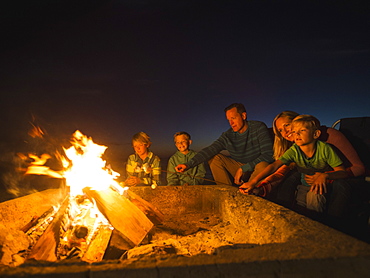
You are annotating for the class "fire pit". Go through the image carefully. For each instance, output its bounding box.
[1,185,370,277]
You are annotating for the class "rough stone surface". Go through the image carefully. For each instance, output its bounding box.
[0,185,369,277]
[0,228,30,266]
[0,188,66,230]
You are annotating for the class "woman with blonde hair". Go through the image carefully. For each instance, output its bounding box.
[254,111,365,214]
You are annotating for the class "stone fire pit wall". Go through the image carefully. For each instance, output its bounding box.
[1,185,370,277]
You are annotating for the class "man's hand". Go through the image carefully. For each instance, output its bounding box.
[304,172,328,194]
[238,181,256,195]
[234,168,244,185]
[175,164,188,172]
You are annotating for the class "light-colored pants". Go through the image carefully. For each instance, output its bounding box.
[296,184,326,213]
[208,153,269,186]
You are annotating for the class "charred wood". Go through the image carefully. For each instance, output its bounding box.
[27,196,69,262]
[57,195,104,260]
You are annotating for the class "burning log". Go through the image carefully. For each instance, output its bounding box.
[126,190,164,225]
[22,205,59,236]
[21,216,39,233]
[56,195,103,261]
[17,131,165,263]
[83,187,154,248]
[27,196,69,262]
[82,225,112,262]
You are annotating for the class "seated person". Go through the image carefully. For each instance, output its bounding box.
[125,132,161,188]
[240,115,349,216]
[175,103,274,186]
[257,111,365,213]
[167,131,206,185]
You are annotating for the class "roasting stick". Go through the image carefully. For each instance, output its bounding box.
[161,169,230,186]
[118,170,230,189]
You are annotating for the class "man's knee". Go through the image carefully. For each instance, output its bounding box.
[208,154,227,168]
[208,153,221,164]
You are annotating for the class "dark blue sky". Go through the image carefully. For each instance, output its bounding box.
[1,0,369,163]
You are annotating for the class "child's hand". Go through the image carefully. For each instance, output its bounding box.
[125,176,141,187]
[305,173,328,194]
[238,181,256,195]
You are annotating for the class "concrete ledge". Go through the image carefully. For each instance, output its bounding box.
[1,185,369,277]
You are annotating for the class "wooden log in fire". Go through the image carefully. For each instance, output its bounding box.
[21,216,39,233]
[82,225,113,263]
[126,190,164,225]
[27,196,69,262]
[83,188,154,248]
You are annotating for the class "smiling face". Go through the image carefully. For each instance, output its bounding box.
[226,107,247,133]
[174,134,191,154]
[275,116,294,142]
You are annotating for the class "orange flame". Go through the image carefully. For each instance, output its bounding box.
[28,124,45,138]
[21,130,128,197]
[62,130,127,197]
[22,153,64,178]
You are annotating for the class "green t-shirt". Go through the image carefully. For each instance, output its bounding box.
[279,140,343,186]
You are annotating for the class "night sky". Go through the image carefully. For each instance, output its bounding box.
[1,0,369,165]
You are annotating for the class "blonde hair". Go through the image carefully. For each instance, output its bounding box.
[292,114,321,131]
[132,132,151,147]
[173,131,191,142]
[272,111,299,160]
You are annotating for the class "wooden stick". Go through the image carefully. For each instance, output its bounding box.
[84,188,154,248]
[161,169,224,185]
[21,216,39,233]
[27,196,69,262]
[82,225,113,263]
[126,189,164,225]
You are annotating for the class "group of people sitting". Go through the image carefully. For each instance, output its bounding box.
[122,103,366,228]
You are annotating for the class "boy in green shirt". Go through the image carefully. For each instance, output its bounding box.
[167,132,206,185]
[240,115,349,213]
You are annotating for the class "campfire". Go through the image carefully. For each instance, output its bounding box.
[1,130,370,277]
[3,130,164,265]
